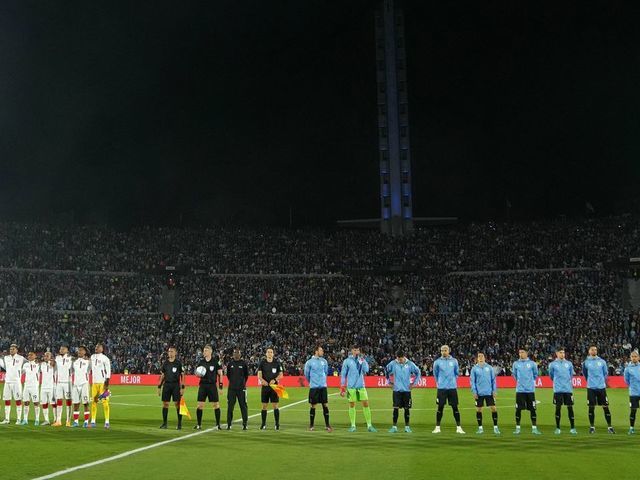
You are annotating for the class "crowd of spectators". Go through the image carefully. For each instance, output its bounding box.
[1,216,638,273]
[1,218,638,377]
[0,268,636,376]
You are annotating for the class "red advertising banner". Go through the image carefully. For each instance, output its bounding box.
[107,374,629,389]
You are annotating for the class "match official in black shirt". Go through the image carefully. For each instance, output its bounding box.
[226,348,249,430]
[194,345,224,430]
[257,347,284,430]
[157,346,185,430]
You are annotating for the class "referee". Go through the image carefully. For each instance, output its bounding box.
[226,348,249,430]
[194,345,223,430]
[257,347,284,430]
[158,346,185,430]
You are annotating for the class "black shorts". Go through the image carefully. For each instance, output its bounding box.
[161,383,181,402]
[197,384,219,403]
[393,391,412,409]
[436,389,459,407]
[630,396,640,409]
[308,387,328,405]
[475,395,495,407]
[261,386,279,404]
[587,388,609,406]
[515,392,536,410]
[553,392,574,406]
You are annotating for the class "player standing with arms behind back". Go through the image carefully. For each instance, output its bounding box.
[40,352,56,426]
[90,342,111,429]
[340,345,376,432]
[432,345,464,434]
[21,351,41,425]
[71,346,92,428]
[548,348,577,435]
[582,346,614,434]
[470,352,500,435]
[0,344,26,425]
[512,348,541,435]
[304,345,332,432]
[53,345,73,427]
[623,350,640,435]
[257,347,284,430]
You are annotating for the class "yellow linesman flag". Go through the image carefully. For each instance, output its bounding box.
[270,384,289,399]
[179,397,191,419]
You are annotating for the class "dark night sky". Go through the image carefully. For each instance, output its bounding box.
[1,1,639,227]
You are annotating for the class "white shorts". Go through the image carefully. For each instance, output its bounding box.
[40,388,55,405]
[71,384,89,405]
[55,383,71,401]
[23,385,39,403]
[2,383,22,401]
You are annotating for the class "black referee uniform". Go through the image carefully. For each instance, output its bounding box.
[257,357,284,429]
[196,356,223,428]
[159,359,184,428]
[226,358,249,429]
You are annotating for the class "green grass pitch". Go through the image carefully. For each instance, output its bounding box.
[2,385,638,480]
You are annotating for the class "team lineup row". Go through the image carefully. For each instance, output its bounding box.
[2,343,640,434]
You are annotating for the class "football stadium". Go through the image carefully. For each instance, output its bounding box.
[2,1,640,479]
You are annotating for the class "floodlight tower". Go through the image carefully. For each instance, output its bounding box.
[375,0,413,236]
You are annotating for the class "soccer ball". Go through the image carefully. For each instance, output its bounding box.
[195,366,207,377]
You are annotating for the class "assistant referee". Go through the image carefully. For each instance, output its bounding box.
[158,346,185,430]
[257,347,284,430]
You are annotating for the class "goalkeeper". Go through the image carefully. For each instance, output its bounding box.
[340,345,376,432]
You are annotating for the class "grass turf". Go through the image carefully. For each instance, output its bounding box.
[1,385,638,480]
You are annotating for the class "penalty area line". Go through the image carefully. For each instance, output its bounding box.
[32,393,337,480]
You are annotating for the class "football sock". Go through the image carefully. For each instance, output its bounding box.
[603,407,612,427]
[197,408,203,426]
[476,411,483,426]
[392,408,399,425]
[515,408,522,426]
[404,408,410,426]
[348,406,356,427]
[452,406,461,426]
[630,408,637,427]
[322,405,330,427]
[530,408,537,426]
[309,408,316,427]
[588,406,595,426]
[162,407,168,423]
[214,408,221,426]
[273,408,280,426]
[492,411,498,426]
[362,406,372,427]
[261,410,267,427]
[555,406,562,428]
[567,406,575,428]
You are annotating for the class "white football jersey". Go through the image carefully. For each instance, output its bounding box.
[22,360,40,387]
[40,362,55,389]
[0,354,26,383]
[72,358,91,386]
[55,354,73,383]
[90,353,111,383]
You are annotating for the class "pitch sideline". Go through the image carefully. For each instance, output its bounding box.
[33,393,338,480]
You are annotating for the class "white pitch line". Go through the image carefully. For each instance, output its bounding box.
[32,393,338,480]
